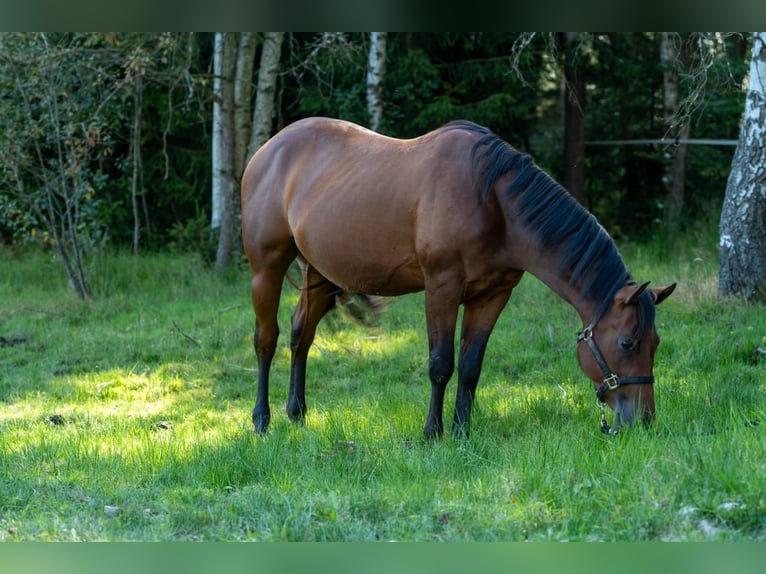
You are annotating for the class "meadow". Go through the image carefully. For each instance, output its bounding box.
[0,228,764,541]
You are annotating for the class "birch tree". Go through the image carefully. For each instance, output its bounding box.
[212,32,237,270]
[248,32,285,159]
[719,32,766,301]
[366,32,387,132]
[211,33,234,231]
[213,32,284,270]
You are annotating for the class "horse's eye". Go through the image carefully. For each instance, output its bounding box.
[619,338,636,351]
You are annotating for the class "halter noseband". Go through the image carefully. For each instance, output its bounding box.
[577,323,655,402]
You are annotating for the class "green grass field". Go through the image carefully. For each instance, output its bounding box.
[1,232,764,541]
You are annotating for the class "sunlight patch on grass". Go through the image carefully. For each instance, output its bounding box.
[311,328,421,359]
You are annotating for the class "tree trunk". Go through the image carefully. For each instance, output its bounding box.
[366,32,387,132]
[211,33,225,231]
[719,32,766,301]
[660,32,690,237]
[130,75,143,255]
[248,32,284,161]
[212,32,237,271]
[229,33,258,258]
[234,32,257,180]
[562,32,586,206]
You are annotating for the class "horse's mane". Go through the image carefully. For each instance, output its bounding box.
[442,120,655,333]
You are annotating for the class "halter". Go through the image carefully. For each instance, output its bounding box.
[577,320,654,434]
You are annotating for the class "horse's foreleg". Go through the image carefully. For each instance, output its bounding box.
[453,290,512,437]
[287,268,339,424]
[452,331,490,437]
[423,287,459,440]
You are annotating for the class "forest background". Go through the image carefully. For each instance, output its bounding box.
[0,32,751,290]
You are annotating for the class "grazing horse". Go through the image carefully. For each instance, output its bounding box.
[241,117,676,438]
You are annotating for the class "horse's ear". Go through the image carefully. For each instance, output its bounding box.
[621,281,651,306]
[649,282,677,306]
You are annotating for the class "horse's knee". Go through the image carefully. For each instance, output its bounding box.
[428,353,454,386]
[289,320,306,355]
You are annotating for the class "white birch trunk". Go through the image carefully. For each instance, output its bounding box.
[213,33,237,270]
[719,32,766,300]
[211,32,224,229]
[366,32,387,132]
[248,32,284,161]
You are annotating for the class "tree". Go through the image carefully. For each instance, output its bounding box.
[234,33,258,180]
[561,32,586,205]
[0,33,122,298]
[212,32,284,271]
[0,33,748,257]
[366,32,387,132]
[248,32,285,159]
[719,32,766,301]
[660,32,690,237]
[211,32,237,271]
[122,34,191,255]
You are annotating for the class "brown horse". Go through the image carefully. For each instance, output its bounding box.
[241,117,676,438]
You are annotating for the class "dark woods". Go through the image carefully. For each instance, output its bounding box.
[0,32,748,254]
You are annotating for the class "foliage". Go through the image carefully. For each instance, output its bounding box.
[0,32,202,296]
[0,32,750,256]
[277,32,748,241]
[94,33,208,250]
[166,208,216,264]
[0,33,121,297]
[1,227,765,540]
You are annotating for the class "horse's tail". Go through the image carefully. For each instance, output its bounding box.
[286,258,388,327]
[335,292,388,327]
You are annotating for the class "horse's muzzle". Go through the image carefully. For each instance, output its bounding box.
[612,393,655,429]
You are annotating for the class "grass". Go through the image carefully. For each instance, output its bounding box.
[1,234,765,541]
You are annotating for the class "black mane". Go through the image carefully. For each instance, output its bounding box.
[443,120,655,333]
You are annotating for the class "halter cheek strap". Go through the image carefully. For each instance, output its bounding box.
[577,325,655,403]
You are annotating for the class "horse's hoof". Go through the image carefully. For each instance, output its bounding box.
[252,412,270,434]
[288,414,306,426]
[423,424,444,441]
[286,403,307,424]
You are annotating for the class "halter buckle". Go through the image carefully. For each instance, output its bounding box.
[603,374,620,391]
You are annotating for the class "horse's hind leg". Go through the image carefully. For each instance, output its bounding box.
[287,264,341,423]
[249,249,296,433]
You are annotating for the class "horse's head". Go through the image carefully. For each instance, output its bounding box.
[577,281,676,429]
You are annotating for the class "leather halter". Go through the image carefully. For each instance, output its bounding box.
[577,322,654,403]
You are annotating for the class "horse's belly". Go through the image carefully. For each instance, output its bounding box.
[294,230,423,296]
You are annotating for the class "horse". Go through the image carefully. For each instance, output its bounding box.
[240,117,676,438]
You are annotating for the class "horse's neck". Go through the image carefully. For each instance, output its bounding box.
[514,241,600,328]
